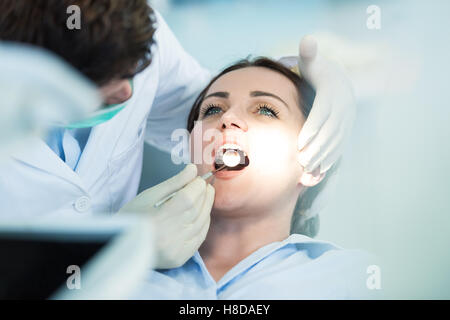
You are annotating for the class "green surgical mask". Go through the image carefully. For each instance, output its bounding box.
[60,79,134,129]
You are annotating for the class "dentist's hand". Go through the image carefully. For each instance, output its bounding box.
[118,164,215,269]
[280,35,356,174]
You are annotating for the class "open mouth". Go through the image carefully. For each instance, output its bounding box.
[215,144,250,171]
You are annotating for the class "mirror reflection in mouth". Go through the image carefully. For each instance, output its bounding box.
[215,148,250,171]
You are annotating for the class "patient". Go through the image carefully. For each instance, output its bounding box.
[135,58,377,299]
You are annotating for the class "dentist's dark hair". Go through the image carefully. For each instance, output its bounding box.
[0,0,156,85]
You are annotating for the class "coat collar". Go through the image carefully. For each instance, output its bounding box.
[11,136,87,192]
[10,122,119,192]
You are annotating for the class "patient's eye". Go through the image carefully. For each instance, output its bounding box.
[200,104,223,118]
[257,104,279,118]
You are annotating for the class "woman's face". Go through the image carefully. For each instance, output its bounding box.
[191,67,307,215]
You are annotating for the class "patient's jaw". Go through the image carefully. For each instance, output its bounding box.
[191,67,318,217]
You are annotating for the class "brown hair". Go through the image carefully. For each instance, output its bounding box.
[0,0,156,85]
[187,57,315,132]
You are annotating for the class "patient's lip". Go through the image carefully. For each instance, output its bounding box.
[207,131,250,178]
[213,131,249,160]
[214,169,245,180]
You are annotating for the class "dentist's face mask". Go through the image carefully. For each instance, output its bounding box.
[62,79,134,129]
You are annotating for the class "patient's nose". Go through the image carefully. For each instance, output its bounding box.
[220,110,248,132]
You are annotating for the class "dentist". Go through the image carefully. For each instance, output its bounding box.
[0,0,355,269]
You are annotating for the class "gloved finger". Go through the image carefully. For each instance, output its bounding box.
[182,183,208,224]
[298,35,330,88]
[298,92,332,150]
[306,92,356,172]
[156,235,190,269]
[319,140,343,174]
[176,184,214,260]
[304,127,345,174]
[184,184,214,238]
[182,212,211,262]
[298,36,351,92]
[195,207,212,250]
[298,35,318,65]
[183,209,211,249]
[150,163,197,202]
[192,184,214,244]
[298,113,341,172]
[320,115,355,173]
[165,176,207,213]
[172,208,210,268]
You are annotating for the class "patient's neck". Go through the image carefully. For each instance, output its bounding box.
[199,205,293,282]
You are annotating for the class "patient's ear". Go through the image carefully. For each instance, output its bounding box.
[299,167,326,187]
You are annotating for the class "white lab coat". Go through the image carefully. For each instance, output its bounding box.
[0,11,211,218]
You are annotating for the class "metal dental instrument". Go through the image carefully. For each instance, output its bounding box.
[153,164,227,208]
[153,148,248,208]
[199,164,227,181]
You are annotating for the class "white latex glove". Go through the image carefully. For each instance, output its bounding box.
[279,35,356,174]
[119,164,215,269]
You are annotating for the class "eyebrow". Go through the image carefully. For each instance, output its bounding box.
[204,90,289,109]
[204,91,229,100]
[250,91,289,109]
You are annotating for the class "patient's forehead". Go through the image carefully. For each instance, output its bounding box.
[207,67,299,107]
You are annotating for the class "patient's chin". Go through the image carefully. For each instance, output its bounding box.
[212,191,248,214]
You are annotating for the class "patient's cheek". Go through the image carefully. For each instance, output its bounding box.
[250,130,296,175]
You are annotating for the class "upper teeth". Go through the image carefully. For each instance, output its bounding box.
[219,144,243,152]
[216,144,247,165]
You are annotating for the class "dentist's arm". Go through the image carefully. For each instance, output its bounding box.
[281,35,356,174]
[144,10,211,153]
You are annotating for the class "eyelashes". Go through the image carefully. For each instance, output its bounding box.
[199,103,280,119]
[199,103,222,118]
[256,104,279,118]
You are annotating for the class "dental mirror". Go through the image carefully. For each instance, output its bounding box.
[154,149,249,208]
